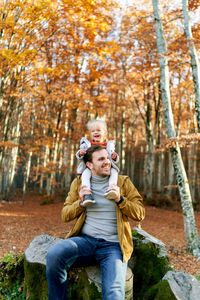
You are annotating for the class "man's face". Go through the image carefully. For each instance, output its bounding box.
[86,149,111,177]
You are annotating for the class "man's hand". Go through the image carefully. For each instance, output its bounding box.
[106,184,120,202]
[79,149,87,157]
[79,185,92,207]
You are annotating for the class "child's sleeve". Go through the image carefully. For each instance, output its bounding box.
[76,137,91,160]
[107,140,119,163]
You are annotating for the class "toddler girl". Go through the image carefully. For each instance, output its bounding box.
[76,119,119,207]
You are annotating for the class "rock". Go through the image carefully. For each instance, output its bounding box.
[24,234,62,299]
[24,234,62,265]
[131,227,171,300]
[24,231,200,300]
[132,227,167,257]
[24,234,133,300]
[86,265,133,300]
[144,270,200,300]
[163,270,200,300]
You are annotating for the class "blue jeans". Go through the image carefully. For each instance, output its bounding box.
[46,235,127,300]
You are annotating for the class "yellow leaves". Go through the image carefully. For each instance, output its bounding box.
[0,49,14,62]
[86,0,96,5]
[0,49,37,67]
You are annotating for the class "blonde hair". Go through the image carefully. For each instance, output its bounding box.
[87,119,107,132]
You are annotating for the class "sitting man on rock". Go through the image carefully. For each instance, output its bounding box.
[46,145,145,300]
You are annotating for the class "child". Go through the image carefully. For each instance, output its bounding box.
[76,119,119,207]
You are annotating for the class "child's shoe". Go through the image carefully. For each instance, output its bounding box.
[104,190,118,200]
[82,194,96,207]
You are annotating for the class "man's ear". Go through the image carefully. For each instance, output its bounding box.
[86,161,93,170]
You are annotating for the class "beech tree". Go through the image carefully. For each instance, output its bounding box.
[152,0,200,256]
[182,0,200,132]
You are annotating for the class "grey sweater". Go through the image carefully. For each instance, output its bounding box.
[81,175,119,242]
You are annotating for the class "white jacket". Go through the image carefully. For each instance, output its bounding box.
[76,137,120,174]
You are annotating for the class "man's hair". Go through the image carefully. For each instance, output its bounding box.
[87,119,107,132]
[83,145,106,164]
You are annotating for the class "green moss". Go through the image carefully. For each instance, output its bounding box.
[24,262,102,300]
[131,241,171,300]
[68,268,102,300]
[24,260,48,300]
[144,280,176,300]
[195,274,200,281]
[132,229,144,240]
[0,253,25,298]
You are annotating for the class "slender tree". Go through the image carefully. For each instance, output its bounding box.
[152,0,200,256]
[182,0,200,132]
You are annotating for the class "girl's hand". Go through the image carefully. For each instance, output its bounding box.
[111,152,117,160]
[79,149,87,157]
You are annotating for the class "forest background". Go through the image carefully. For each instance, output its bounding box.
[1,0,200,222]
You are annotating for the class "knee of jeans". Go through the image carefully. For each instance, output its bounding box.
[103,285,124,300]
[46,240,79,272]
[46,247,58,271]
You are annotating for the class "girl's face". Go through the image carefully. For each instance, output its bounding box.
[90,124,107,143]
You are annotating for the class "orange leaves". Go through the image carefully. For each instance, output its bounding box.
[1,0,198,198]
[189,0,200,11]
[0,141,18,148]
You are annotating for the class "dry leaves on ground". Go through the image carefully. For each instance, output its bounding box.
[0,192,200,276]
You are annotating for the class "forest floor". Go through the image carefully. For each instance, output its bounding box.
[1,191,200,276]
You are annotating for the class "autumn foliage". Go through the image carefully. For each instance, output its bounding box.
[0,0,200,204]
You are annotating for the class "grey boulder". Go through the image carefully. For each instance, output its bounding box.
[163,270,200,300]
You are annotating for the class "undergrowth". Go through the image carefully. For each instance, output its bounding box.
[0,253,25,299]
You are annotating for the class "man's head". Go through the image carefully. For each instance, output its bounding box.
[83,145,111,177]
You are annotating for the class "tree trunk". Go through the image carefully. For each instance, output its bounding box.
[144,139,155,199]
[165,151,175,197]
[182,0,200,132]
[4,110,21,199]
[152,0,200,256]
[40,145,50,195]
[23,151,33,195]
[187,144,197,206]
[156,151,164,193]
[47,135,59,196]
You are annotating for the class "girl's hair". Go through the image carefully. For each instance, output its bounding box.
[87,119,107,132]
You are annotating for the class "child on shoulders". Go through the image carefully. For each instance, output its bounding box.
[76,119,119,207]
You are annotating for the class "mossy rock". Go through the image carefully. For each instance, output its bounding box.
[144,280,177,300]
[24,234,102,299]
[24,262,101,300]
[24,260,48,300]
[0,253,25,299]
[68,267,102,300]
[131,228,171,300]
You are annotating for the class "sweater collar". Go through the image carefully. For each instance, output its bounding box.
[91,174,109,183]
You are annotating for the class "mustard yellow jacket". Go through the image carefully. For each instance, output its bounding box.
[61,175,145,262]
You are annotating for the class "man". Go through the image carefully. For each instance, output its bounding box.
[46,145,145,300]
